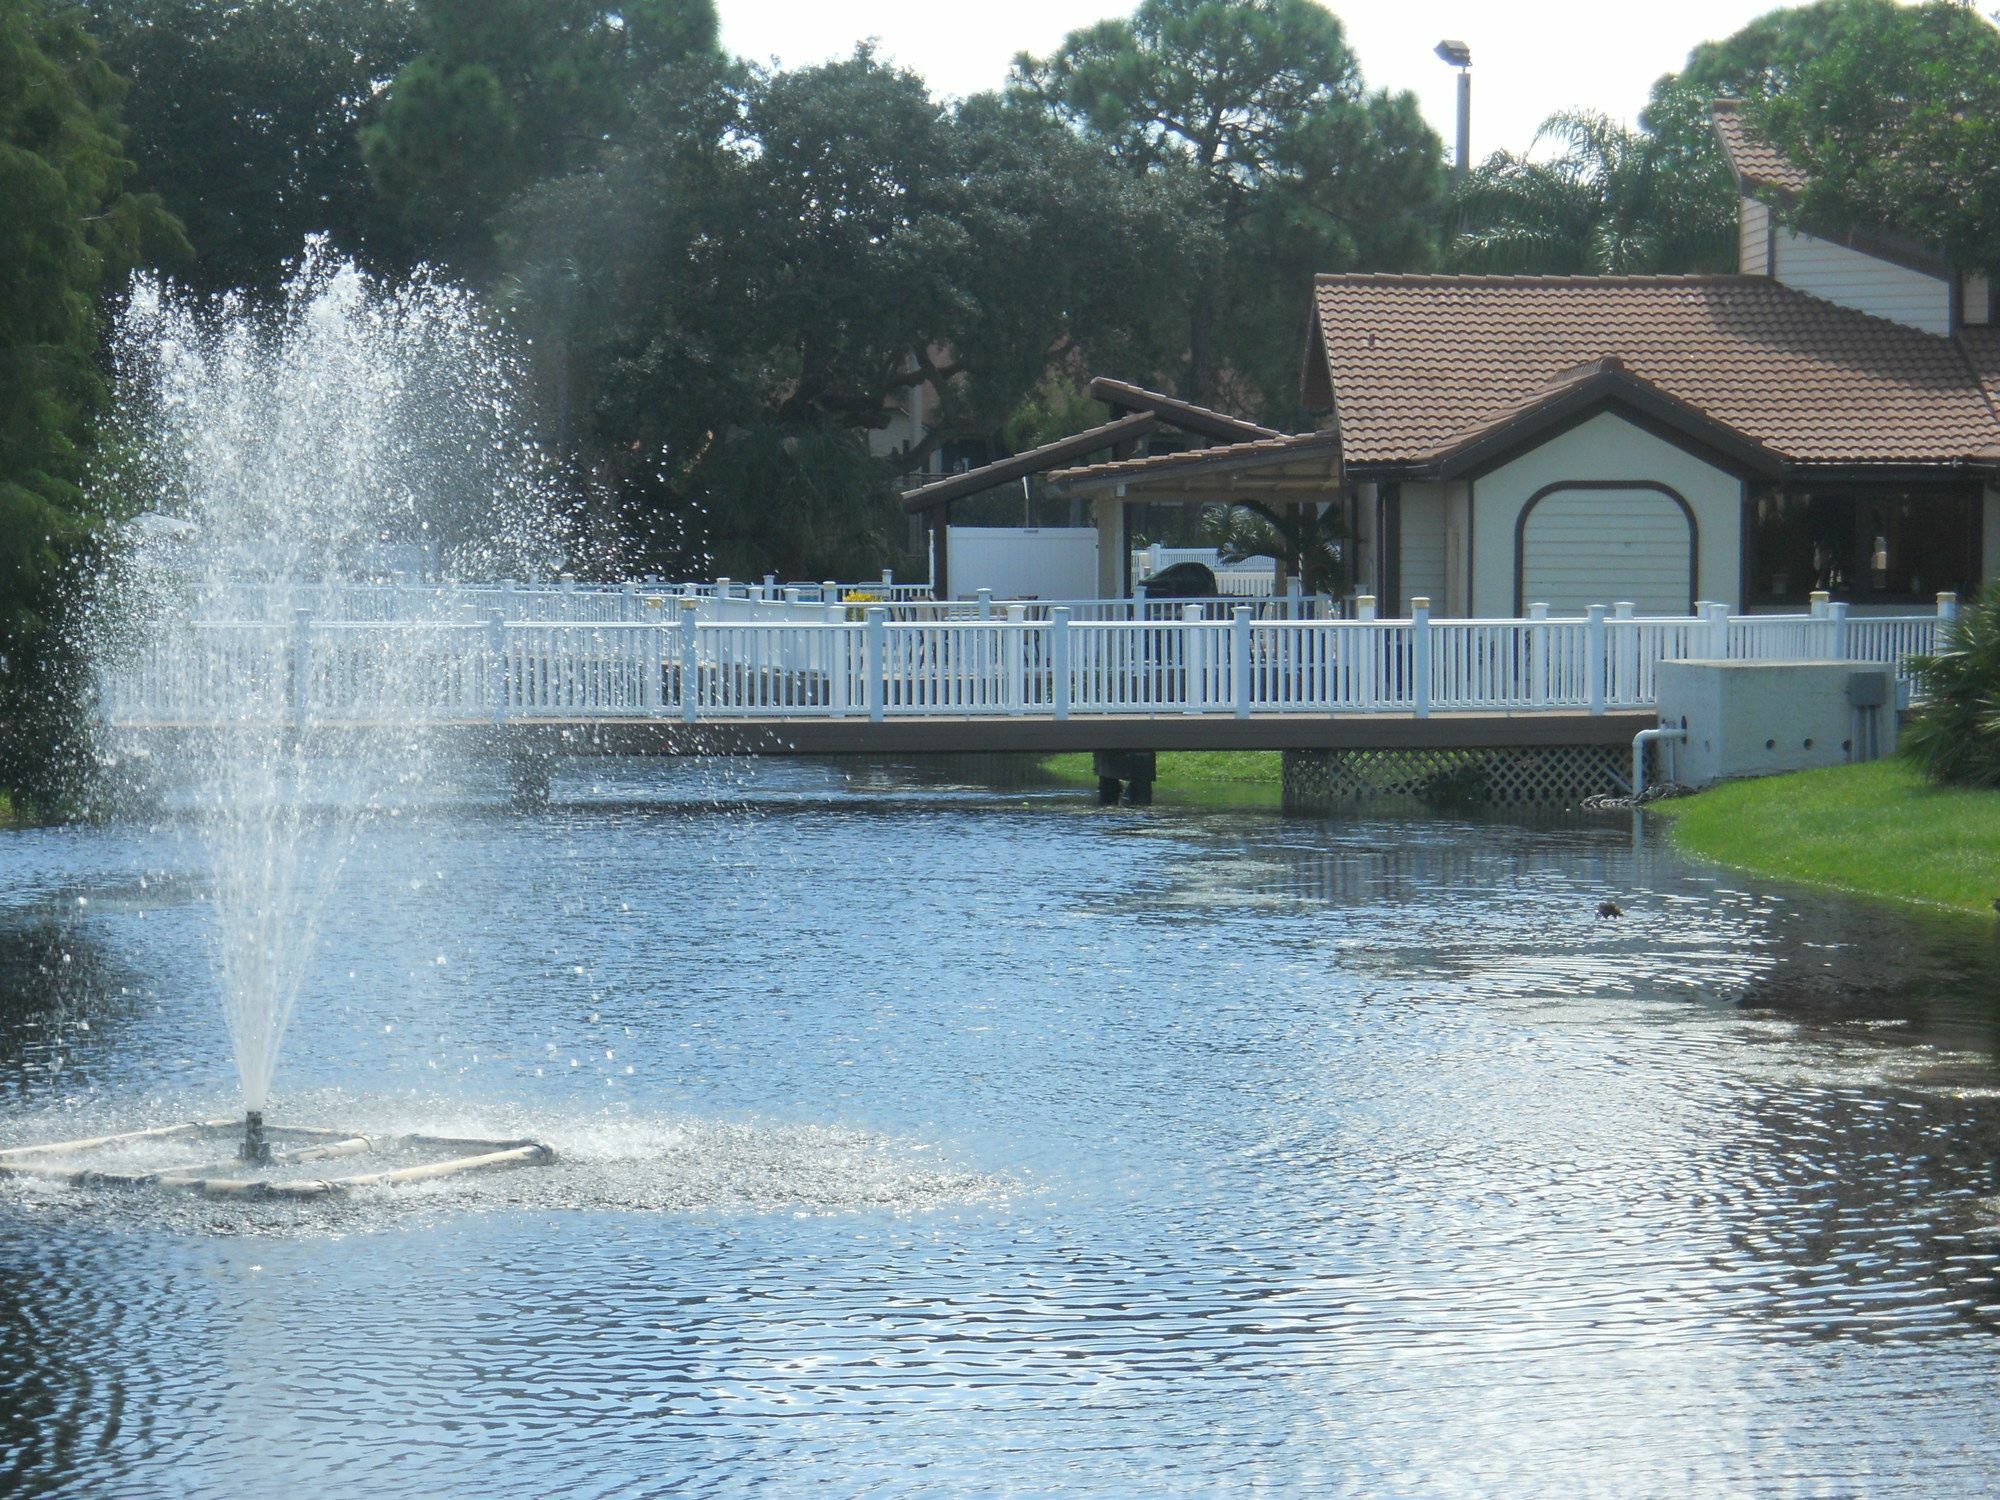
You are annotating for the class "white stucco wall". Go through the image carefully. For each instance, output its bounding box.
[1469,410,1744,616]
[1772,227,1951,335]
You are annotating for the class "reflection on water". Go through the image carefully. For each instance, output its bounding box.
[3,758,2000,1496]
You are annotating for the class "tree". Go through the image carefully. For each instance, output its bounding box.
[1903,589,2000,787]
[1447,111,1735,274]
[80,0,420,292]
[499,50,1196,580]
[364,0,720,270]
[1643,0,2000,270]
[1203,504,1347,594]
[0,1,183,802]
[1013,0,1444,417]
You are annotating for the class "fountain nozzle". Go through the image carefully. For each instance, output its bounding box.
[240,1110,271,1165]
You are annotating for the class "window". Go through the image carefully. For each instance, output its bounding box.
[1746,485,1980,607]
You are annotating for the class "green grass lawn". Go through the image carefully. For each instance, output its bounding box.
[1040,750,1283,806]
[1658,759,2000,916]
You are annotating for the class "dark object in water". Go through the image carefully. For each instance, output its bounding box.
[1597,900,1623,920]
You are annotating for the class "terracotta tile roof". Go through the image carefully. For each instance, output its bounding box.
[1048,430,1340,489]
[1959,326,2000,443]
[1709,99,1810,198]
[1310,273,2000,469]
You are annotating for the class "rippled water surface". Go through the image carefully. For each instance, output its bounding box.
[4,758,2000,1497]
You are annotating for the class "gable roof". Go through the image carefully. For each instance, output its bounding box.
[1309,273,2000,472]
[1709,98,1810,199]
[1426,357,1786,479]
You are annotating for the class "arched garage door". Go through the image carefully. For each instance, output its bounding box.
[1517,484,1694,615]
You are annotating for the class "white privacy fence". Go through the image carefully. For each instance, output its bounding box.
[102,595,1958,728]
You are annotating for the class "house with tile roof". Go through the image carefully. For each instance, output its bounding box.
[1038,102,2000,616]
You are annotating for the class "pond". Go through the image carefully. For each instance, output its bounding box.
[3,758,1999,1496]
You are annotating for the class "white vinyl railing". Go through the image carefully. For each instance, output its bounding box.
[101,592,1958,729]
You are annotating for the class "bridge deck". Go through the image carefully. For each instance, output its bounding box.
[112,710,1655,757]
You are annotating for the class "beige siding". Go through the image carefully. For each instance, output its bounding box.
[1773,227,1951,334]
[1738,197,1769,275]
[1399,483,1449,609]
[1521,490,1692,614]
[1469,411,1743,615]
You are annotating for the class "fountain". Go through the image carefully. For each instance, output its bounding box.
[11,243,580,1195]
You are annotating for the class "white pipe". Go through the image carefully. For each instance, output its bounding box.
[1632,725,1686,796]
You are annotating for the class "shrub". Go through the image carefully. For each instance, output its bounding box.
[1902,589,2000,787]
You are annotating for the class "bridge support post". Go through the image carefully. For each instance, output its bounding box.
[1051,608,1071,720]
[1586,605,1607,715]
[1093,750,1155,806]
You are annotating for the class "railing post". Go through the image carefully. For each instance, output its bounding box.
[1829,599,1850,659]
[1051,607,1071,721]
[678,600,699,723]
[1529,602,1549,707]
[290,608,312,731]
[865,605,887,723]
[1612,601,1635,706]
[1355,594,1377,622]
[1938,590,1959,624]
[1707,600,1731,659]
[1585,604,1607,715]
[500,579,518,621]
[620,581,637,622]
[821,579,838,610]
[1411,598,1431,719]
[1809,589,1830,620]
[976,588,993,622]
[882,568,895,593]
[559,571,576,621]
[1180,603,1203,715]
[1007,603,1027,715]
[486,609,507,724]
[1231,605,1252,719]
[642,597,663,711]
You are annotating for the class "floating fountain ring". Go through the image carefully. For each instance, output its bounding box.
[0,1118,555,1200]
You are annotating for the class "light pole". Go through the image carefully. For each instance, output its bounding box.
[1435,39,1472,179]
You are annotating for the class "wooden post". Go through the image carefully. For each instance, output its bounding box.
[865,606,887,723]
[1051,607,1071,721]
[1231,605,1252,719]
[1411,597,1431,718]
[1586,604,1607,715]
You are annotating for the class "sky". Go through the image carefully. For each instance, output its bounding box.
[715,0,1802,160]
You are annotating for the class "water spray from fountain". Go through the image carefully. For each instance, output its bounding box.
[86,241,582,1166]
